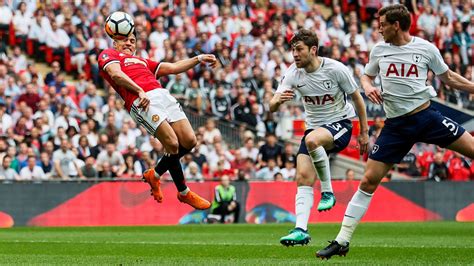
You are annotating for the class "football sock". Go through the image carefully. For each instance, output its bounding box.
[179,187,190,196]
[295,186,314,231]
[335,188,373,245]
[153,145,191,192]
[154,145,192,176]
[308,146,333,193]
[168,156,188,192]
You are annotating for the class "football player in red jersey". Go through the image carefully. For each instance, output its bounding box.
[99,32,217,210]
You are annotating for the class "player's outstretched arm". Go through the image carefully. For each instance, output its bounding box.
[438,70,474,94]
[350,90,369,155]
[269,90,295,112]
[361,74,383,104]
[158,54,218,76]
[105,62,150,111]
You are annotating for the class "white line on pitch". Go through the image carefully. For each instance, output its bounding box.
[0,240,469,249]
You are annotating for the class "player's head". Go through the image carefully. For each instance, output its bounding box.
[378,4,411,43]
[113,30,137,55]
[290,28,319,68]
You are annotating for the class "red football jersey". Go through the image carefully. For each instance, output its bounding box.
[98,48,163,111]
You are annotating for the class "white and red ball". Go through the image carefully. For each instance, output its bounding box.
[105,11,135,40]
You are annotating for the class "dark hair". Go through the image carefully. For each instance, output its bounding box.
[290,28,319,49]
[378,4,411,31]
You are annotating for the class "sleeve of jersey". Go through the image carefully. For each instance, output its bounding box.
[276,67,294,93]
[428,45,449,75]
[145,59,161,77]
[98,49,120,71]
[337,65,358,94]
[364,46,380,76]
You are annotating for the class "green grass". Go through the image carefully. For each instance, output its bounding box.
[0,222,473,265]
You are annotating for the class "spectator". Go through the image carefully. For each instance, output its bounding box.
[202,118,222,145]
[258,133,283,167]
[452,21,472,66]
[211,86,231,120]
[12,2,31,51]
[17,83,41,113]
[53,137,82,179]
[428,152,449,182]
[447,152,471,181]
[69,26,88,74]
[96,142,126,177]
[184,161,204,182]
[166,73,188,101]
[0,155,19,180]
[345,168,355,181]
[81,156,97,178]
[209,175,240,223]
[123,154,142,178]
[53,105,79,134]
[256,158,281,180]
[46,21,71,63]
[280,156,296,180]
[19,156,46,180]
[0,99,12,135]
[39,151,53,179]
[417,6,438,41]
[79,83,104,111]
[44,61,61,86]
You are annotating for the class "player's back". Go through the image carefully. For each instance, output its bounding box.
[366,37,448,118]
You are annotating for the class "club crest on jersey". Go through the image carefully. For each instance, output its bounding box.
[152,114,160,123]
[101,53,108,59]
[412,54,422,63]
[323,80,332,89]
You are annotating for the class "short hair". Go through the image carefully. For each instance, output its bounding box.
[378,4,411,31]
[290,28,319,49]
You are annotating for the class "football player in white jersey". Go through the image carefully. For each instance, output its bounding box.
[317,4,474,259]
[270,29,369,247]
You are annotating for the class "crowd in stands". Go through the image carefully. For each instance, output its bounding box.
[0,0,472,181]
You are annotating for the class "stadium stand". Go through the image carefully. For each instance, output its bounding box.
[0,0,472,182]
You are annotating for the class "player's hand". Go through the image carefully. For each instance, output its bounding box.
[137,91,150,112]
[279,90,295,103]
[198,54,218,68]
[357,132,369,155]
[365,86,383,104]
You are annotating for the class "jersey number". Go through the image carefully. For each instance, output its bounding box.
[330,123,342,131]
[442,118,459,136]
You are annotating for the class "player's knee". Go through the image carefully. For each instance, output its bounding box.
[166,139,179,155]
[296,173,314,187]
[305,137,321,151]
[359,175,380,194]
[185,135,197,150]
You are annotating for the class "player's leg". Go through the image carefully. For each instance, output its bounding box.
[446,132,474,159]
[169,118,210,209]
[316,117,412,259]
[305,127,337,211]
[316,159,393,259]
[280,152,317,246]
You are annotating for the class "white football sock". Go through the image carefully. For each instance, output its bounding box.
[179,187,190,196]
[335,188,373,245]
[295,186,314,231]
[309,146,332,193]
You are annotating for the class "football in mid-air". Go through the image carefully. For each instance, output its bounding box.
[105,11,135,40]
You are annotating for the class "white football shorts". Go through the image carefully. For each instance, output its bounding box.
[129,89,187,136]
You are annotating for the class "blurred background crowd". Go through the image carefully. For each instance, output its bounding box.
[0,0,472,182]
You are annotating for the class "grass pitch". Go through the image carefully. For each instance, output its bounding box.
[0,222,473,265]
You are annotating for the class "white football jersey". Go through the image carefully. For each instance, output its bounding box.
[277,57,358,129]
[365,37,449,118]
